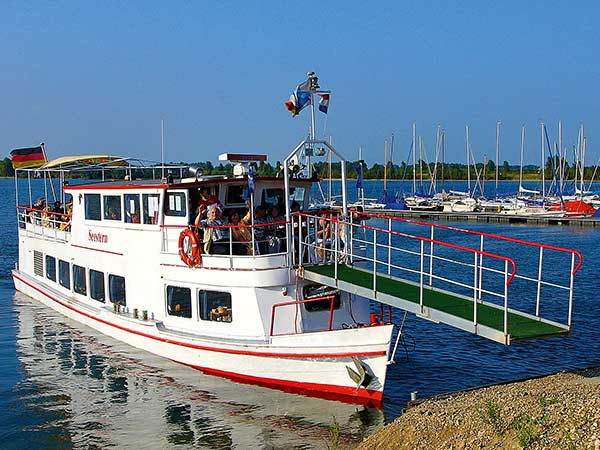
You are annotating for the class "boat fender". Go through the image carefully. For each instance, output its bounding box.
[178,227,202,267]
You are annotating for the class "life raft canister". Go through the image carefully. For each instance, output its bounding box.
[178,227,202,267]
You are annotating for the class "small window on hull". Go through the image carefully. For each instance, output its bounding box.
[303,285,341,312]
[142,194,160,224]
[85,194,101,221]
[59,260,70,289]
[109,275,126,305]
[73,265,87,296]
[166,286,192,318]
[89,269,105,302]
[103,195,122,221]
[199,290,232,322]
[165,192,187,217]
[46,255,56,282]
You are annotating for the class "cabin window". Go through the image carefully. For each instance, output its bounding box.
[290,187,305,205]
[109,275,126,305]
[89,269,105,302]
[46,255,56,282]
[73,264,87,296]
[124,194,141,223]
[225,185,248,205]
[103,195,122,221]
[164,192,187,217]
[58,260,70,289]
[166,286,192,318]
[85,194,102,221]
[142,194,160,224]
[199,290,232,322]
[303,285,341,312]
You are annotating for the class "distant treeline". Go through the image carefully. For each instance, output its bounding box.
[1,156,595,181]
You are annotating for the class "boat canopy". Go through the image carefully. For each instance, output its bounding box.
[39,155,128,170]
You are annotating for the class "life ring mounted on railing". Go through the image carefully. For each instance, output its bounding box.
[178,227,202,267]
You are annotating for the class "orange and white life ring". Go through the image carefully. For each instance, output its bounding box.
[178,227,202,267]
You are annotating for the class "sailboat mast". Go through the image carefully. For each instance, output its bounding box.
[541,122,546,202]
[466,125,471,196]
[495,121,500,194]
[383,139,388,193]
[519,126,525,191]
[412,122,417,194]
[441,130,445,192]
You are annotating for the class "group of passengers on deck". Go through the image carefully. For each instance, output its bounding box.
[191,187,287,256]
[28,197,72,230]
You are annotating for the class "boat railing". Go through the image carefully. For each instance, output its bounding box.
[16,205,72,242]
[296,209,577,337]
[269,294,337,337]
[358,211,581,327]
[160,219,290,269]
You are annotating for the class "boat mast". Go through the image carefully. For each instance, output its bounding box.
[412,122,417,194]
[541,122,546,202]
[495,121,500,195]
[466,125,471,196]
[419,136,423,193]
[383,139,388,194]
[441,130,445,192]
[161,119,165,180]
[519,125,525,191]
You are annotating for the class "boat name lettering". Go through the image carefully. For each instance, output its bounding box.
[88,230,108,243]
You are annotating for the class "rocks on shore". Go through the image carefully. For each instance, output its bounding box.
[355,368,600,450]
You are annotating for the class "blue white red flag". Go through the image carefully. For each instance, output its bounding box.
[318,93,330,114]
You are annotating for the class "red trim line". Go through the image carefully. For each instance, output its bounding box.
[180,361,383,406]
[71,244,123,256]
[12,273,386,359]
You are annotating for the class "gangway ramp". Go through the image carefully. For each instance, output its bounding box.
[294,212,582,346]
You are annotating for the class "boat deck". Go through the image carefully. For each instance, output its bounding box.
[302,264,570,345]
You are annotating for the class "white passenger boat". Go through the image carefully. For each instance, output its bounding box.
[11,146,394,405]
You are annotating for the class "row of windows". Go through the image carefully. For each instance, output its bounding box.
[84,193,160,224]
[46,255,126,305]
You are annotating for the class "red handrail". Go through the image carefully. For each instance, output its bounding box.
[360,211,583,275]
[270,294,336,337]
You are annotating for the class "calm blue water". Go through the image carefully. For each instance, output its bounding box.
[2,178,600,449]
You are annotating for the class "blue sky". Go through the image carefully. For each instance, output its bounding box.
[1,1,599,166]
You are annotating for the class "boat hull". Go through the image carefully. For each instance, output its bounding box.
[13,270,392,405]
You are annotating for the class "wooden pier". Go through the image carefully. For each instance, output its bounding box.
[366,209,600,227]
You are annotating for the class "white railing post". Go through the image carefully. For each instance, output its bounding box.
[536,247,544,316]
[372,229,377,294]
[568,253,575,328]
[387,218,392,276]
[428,226,434,286]
[478,235,484,301]
[334,218,339,280]
[504,260,509,338]
[349,213,354,264]
[298,214,304,264]
[419,240,424,309]
[473,251,478,328]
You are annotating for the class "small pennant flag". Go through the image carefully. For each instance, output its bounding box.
[10,146,47,169]
[318,93,330,114]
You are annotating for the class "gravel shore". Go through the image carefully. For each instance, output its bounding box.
[355,367,600,450]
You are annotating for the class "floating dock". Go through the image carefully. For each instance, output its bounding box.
[366,209,600,227]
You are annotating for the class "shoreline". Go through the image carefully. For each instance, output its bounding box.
[355,367,600,449]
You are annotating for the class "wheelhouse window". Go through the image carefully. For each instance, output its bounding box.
[89,269,105,302]
[85,194,101,221]
[199,290,232,322]
[225,185,248,205]
[142,194,160,224]
[103,195,122,221]
[58,260,70,289]
[166,286,192,318]
[73,264,87,296]
[46,255,56,282]
[124,194,141,223]
[109,275,126,305]
[164,192,186,217]
[303,285,341,312]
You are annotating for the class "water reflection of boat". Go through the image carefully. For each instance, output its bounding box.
[14,292,384,449]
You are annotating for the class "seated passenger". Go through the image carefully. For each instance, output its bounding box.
[197,205,230,255]
[229,210,253,255]
[316,212,331,259]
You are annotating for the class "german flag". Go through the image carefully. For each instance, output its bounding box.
[10,146,47,169]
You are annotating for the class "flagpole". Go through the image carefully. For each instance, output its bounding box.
[40,142,57,202]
